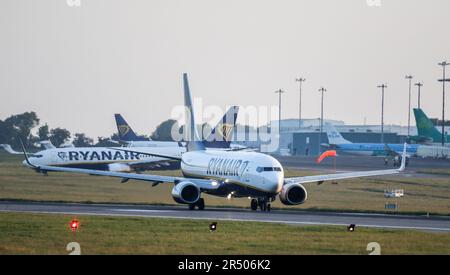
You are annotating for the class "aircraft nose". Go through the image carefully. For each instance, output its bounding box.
[268,172,284,193]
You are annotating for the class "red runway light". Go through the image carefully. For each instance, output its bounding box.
[70,219,80,231]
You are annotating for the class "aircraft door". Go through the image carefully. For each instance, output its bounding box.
[241,161,253,184]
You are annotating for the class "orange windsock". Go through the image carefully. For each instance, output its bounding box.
[317,150,337,164]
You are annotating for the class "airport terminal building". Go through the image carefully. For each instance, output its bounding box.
[235,118,413,156]
[277,119,411,156]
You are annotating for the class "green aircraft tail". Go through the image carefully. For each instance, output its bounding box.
[413,108,449,143]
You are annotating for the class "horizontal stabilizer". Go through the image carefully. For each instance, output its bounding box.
[0,144,22,154]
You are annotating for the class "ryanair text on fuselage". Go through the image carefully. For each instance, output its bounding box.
[206,157,249,177]
[57,150,143,162]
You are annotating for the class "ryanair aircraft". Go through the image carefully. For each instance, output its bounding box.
[22,145,183,172]
[22,74,407,211]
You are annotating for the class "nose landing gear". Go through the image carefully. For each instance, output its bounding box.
[251,199,258,211]
[250,197,273,212]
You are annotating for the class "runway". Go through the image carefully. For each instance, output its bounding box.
[1,201,450,232]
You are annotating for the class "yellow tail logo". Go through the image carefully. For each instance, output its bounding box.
[216,123,233,141]
[118,125,130,136]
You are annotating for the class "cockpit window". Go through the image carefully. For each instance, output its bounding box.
[257,167,282,172]
[32,155,43,158]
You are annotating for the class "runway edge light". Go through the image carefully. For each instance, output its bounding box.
[209,222,217,232]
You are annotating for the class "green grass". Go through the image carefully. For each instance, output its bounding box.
[417,169,450,176]
[1,152,450,215]
[0,212,449,255]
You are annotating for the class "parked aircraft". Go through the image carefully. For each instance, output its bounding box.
[411,108,449,146]
[325,123,417,162]
[114,106,243,150]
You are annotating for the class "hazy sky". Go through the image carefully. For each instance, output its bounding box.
[1,0,449,139]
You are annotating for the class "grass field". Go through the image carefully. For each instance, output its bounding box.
[0,212,449,255]
[1,152,449,215]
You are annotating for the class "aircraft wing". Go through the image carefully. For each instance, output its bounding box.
[28,164,219,191]
[127,159,176,170]
[108,147,182,161]
[285,143,407,185]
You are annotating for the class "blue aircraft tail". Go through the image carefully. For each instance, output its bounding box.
[204,106,239,148]
[114,114,149,142]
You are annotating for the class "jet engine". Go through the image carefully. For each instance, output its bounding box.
[107,163,132,172]
[171,181,201,204]
[279,183,308,205]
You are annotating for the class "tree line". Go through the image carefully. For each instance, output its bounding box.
[0,111,210,150]
[0,111,96,149]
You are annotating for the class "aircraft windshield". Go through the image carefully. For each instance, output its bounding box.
[256,167,282,173]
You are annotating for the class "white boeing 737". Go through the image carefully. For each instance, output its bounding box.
[23,146,183,172]
[21,73,407,211]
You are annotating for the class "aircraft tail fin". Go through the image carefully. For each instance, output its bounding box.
[114,114,149,142]
[413,108,445,143]
[324,123,352,145]
[183,73,205,152]
[204,106,239,148]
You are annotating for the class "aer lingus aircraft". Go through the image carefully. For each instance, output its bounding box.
[21,73,407,212]
[410,108,450,146]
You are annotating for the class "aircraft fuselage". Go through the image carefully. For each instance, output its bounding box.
[180,150,284,198]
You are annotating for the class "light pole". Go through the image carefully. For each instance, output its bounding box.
[295,78,306,129]
[318,87,327,155]
[405,75,414,138]
[438,61,449,147]
[414,82,423,109]
[275,89,285,138]
[378,84,387,144]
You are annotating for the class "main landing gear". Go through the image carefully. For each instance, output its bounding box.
[250,197,272,212]
[189,198,205,210]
